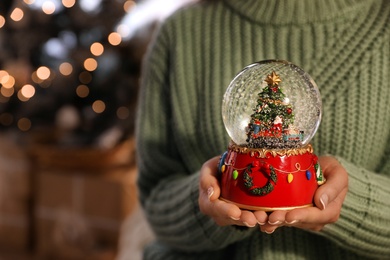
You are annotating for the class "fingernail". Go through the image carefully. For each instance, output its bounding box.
[320,194,328,210]
[264,229,275,234]
[207,187,214,199]
[258,221,266,226]
[268,220,282,225]
[243,222,256,228]
[285,220,298,225]
[230,216,240,221]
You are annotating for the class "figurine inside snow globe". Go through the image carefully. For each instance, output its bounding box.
[218,60,325,211]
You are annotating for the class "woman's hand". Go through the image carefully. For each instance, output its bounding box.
[260,156,348,234]
[198,156,268,228]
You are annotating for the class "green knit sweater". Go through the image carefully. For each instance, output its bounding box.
[136,0,390,259]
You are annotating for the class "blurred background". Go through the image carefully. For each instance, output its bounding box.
[0,0,196,259]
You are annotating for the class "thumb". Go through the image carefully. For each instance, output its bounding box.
[200,156,222,201]
[314,156,348,210]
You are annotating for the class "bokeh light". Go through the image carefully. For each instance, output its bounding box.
[76,84,89,98]
[0,16,5,28]
[84,58,98,72]
[90,42,104,56]
[59,62,73,76]
[20,84,36,99]
[108,32,122,46]
[42,1,56,15]
[124,1,136,13]
[117,106,130,120]
[36,66,51,80]
[1,86,14,98]
[17,118,32,131]
[1,74,15,89]
[18,90,29,102]
[62,0,76,8]
[10,8,24,22]
[92,100,106,113]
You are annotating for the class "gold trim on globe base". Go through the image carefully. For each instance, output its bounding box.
[228,141,313,158]
[220,197,313,212]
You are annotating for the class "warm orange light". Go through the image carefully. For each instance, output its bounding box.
[76,84,89,98]
[62,0,76,8]
[117,106,130,119]
[42,1,56,15]
[36,66,51,80]
[108,32,122,46]
[1,74,15,89]
[0,16,5,28]
[90,42,104,56]
[0,86,14,97]
[17,90,29,101]
[23,0,35,4]
[92,100,106,113]
[21,84,36,99]
[79,71,92,84]
[10,8,24,22]
[124,1,136,12]
[84,58,98,71]
[17,118,31,131]
[0,70,8,79]
[59,62,73,76]
[31,71,43,84]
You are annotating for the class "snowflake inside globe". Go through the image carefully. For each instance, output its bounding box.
[222,60,322,149]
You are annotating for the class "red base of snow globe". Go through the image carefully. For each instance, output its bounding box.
[218,142,325,211]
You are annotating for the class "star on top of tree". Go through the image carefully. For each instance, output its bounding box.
[265,71,281,86]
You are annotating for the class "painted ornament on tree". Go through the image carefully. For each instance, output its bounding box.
[218,60,325,211]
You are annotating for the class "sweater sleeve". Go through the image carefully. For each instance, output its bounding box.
[135,20,255,253]
[321,155,390,258]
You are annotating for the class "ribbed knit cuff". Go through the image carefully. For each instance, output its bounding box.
[321,157,390,258]
[143,172,255,253]
[190,172,257,250]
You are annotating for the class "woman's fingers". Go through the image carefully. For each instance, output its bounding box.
[314,156,348,210]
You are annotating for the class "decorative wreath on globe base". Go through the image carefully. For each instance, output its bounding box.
[218,142,325,211]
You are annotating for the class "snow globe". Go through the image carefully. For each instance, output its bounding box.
[218,60,325,211]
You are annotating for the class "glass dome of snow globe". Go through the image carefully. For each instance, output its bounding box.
[222,60,322,149]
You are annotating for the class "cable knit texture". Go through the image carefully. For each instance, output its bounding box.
[136,0,390,259]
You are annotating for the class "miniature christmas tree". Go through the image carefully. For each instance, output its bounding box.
[246,71,302,148]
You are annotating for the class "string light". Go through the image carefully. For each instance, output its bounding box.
[0,16,5,28]
[1,74,15,89]
[62,0,76,8]
[36,66,51,80]
[17,90,29,102]
[1,87,14,98]
[42,1,56,15]
[92,100,106,113]
[0,0,180,131]
[108,32,122,46]
[17,118,32,131]
[123,1,136,13]
[90,42,104,56]
[10,8,24,22]
[20,84,36,99]
[76,84,89,98]
[84,58,98,72]
[59,62,73,76]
